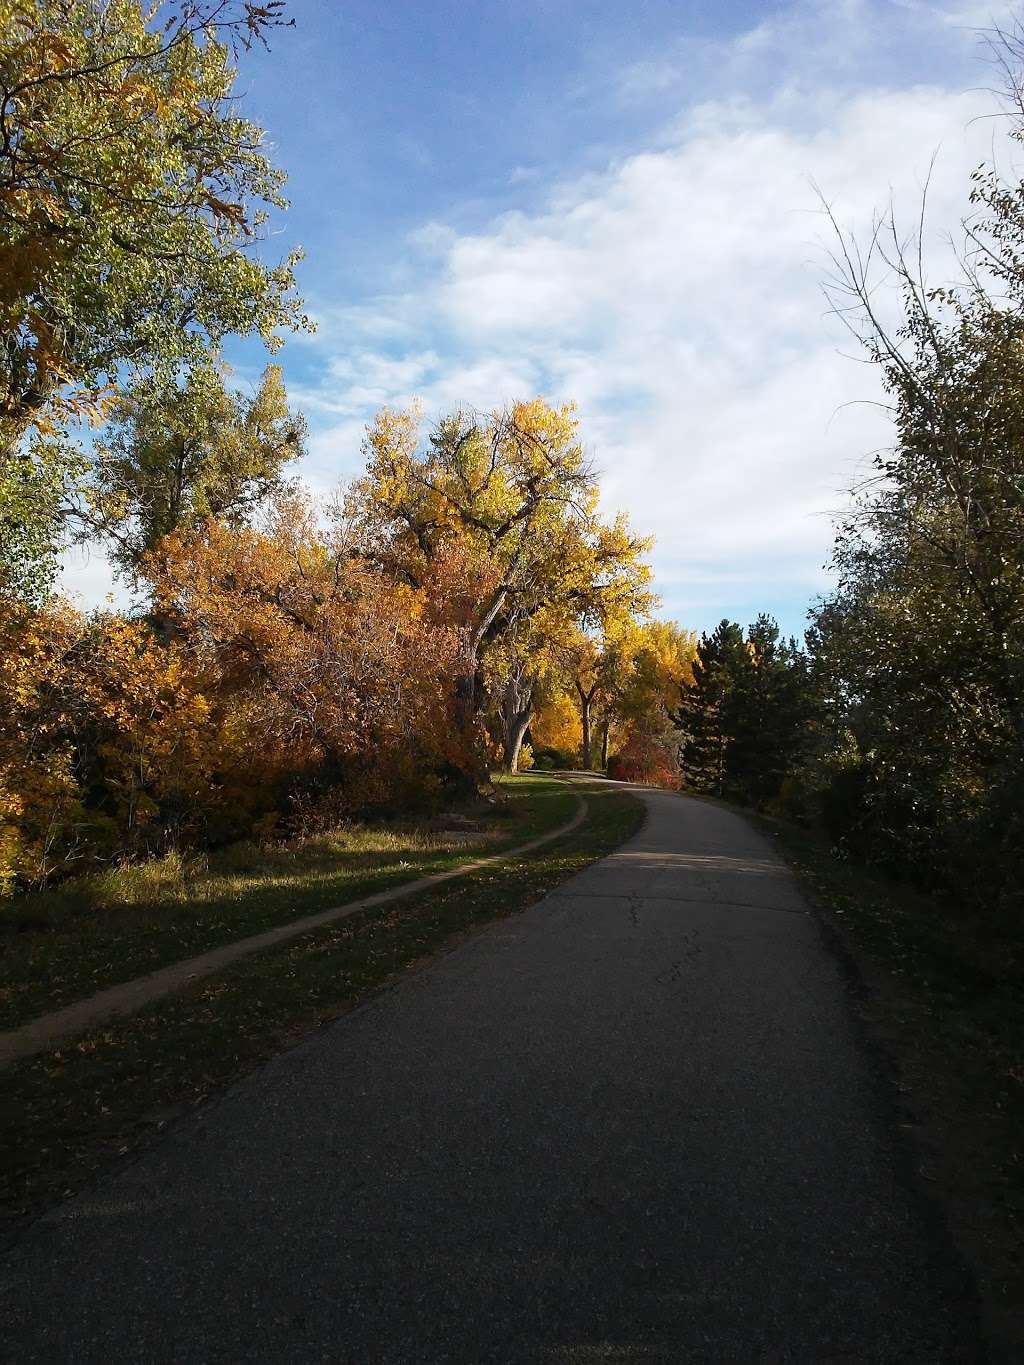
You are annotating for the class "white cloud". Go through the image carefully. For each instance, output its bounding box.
[295,50,1012,630]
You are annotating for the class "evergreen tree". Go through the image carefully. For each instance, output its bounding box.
[674,616,813,804]
[730,615,812,804]
[672,619,749,795]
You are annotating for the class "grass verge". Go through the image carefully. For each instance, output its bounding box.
[0,779,644,1231]
[0,774,576,1031]
[754,811,1024,1360]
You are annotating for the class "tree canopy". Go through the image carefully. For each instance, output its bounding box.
[0,0,307,454]
[347,399,654,769]
[79,363,305,574]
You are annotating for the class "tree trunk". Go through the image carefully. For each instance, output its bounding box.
[504,712,531,773]
[600,717,610,769]
[580,697,592,769]
[575,679,601,770]
[452,629,489,789]
[500,672,534,773]
[453,589,512,786]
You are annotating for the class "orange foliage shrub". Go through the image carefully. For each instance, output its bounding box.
[0,597,244,887]
[0,597,90,889]
[607,731,680,789]
[149,496,467,822]
[0,497,471,891]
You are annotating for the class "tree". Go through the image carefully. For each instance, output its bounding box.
[729,615,811,805]
[572,635,603,771]
[672,617,811,804]
[348,399,653,773]
[612,618,697,771]
[148,492,465,812]
[532,618,696,775]
[79,363,305,574]
[562,627,635,770]
[0,432,81,600]
[673,620,749,796]
[529,687,580,765]
[0,0,307,458]
[0,592,250,885]
[485,623,545,775]
[0,593,90,888]
[808,26,1024,895]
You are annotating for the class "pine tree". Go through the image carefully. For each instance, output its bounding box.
[729,615,811,803]
[673,616,812,803]
[672,620,750,795]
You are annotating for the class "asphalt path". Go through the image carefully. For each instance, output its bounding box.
[1,786,983,1362]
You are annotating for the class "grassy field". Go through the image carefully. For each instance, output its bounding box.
[756,811,1024,1359]
[0,778,644,1228]
[0,774,577,1031]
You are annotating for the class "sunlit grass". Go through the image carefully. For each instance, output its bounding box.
[46,826,485,913]
[0,774,574,1031]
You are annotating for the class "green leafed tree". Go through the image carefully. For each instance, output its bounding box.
[79,362,306,574]
[0,433,82,601]
[806,23,1024,895]
[0,0,307,455]
[0,0,308,598]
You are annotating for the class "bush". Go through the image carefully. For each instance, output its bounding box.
[531,746,577,771]
[608,732,679,788]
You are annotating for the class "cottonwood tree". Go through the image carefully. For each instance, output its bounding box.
[347,399,653,774]
[0,0,305,451]
[0,429,79,599]
[606,618,697,779]
[531,618,696,773]
[483,614,557,774]
[562,626,635,770]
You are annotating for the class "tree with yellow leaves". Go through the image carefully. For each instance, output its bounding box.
[149,490,465,815]
[347,398,653,775]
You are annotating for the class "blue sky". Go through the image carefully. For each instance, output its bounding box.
[67,0,1019,637]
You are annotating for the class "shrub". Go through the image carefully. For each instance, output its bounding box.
[608,731,679,788]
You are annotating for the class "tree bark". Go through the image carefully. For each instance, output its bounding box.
[575,679,599,769]
[600,717,610,769]
[503,712,531,773]
[500,671,534,773]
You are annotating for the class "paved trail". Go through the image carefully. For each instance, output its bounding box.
[1,787,982,1362]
